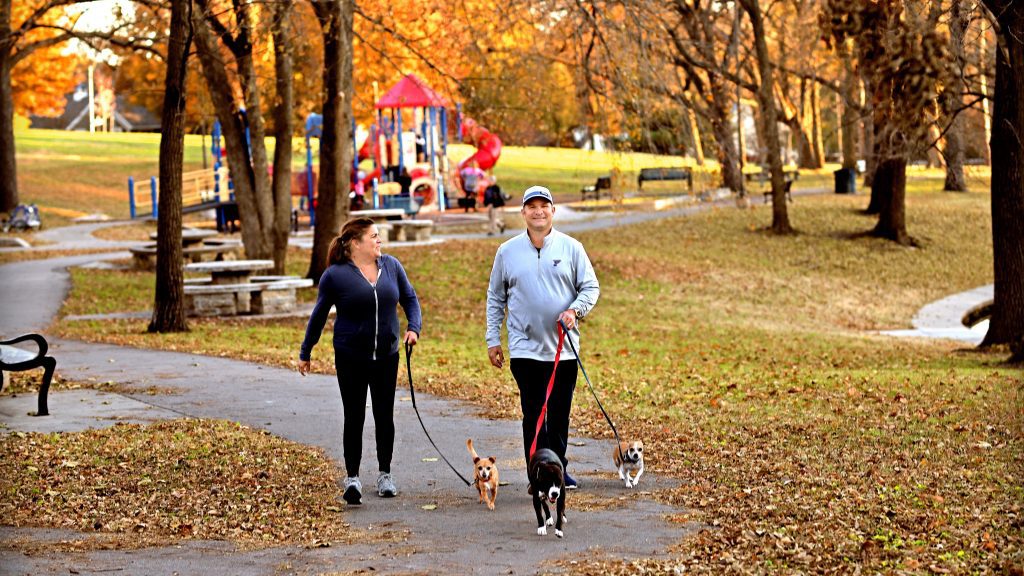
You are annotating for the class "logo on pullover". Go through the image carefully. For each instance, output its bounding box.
[552,259,561,267]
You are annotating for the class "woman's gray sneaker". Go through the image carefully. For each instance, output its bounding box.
[377,472,397,497]
[342,476,362,505]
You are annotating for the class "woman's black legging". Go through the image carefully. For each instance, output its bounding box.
[335,352,399,477]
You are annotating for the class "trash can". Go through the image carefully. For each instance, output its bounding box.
[834,168,856,194]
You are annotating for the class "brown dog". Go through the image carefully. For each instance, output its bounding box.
[467,439,499,510]
[612,440,645,488]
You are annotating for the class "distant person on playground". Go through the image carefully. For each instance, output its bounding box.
[482,176,506,236]
[298,217,422,505]
[485,185,600,489]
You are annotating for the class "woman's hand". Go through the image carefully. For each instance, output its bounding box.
[298,359,310,376]
[404,331,419,346]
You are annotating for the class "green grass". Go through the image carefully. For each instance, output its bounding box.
[14,127,730,222]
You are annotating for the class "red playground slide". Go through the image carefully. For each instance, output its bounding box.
[457,117,502,172]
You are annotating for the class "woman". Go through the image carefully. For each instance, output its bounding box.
[298,217,421,505]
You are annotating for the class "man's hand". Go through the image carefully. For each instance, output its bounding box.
[404,331,419,346]
[298,359,310,376]
[558,309,579,331]
[488,345,505,369]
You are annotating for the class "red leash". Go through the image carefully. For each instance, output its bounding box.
[528,323,565,460]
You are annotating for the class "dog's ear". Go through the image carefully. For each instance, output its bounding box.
[487,456,496,464]
[473,456,480,463]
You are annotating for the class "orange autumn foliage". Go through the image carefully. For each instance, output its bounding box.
[8,0,83,116]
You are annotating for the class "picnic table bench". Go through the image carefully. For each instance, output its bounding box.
[385,219,434,242]
[1,333,55,416]
[581,176,612,201]
[184,260,312,316]
[637,167,693,192]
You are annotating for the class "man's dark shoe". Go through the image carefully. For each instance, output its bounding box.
[564,471,579,490]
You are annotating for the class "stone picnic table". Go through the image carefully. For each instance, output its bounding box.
[185,259,274,285]
[151,228,218,246]
[131,228,241,270]
[183,260,312,316]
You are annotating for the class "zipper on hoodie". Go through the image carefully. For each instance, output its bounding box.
[359,262,380,361]
[372,284,379,360]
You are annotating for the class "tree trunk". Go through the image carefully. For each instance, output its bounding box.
[149,0,191,333]
[0,0,17,213]
[869,156,911,245]
[868,76,912,245]
[191,14,260,257]
[740,0,791,233]
[861,77,877,188]
[794,79,821,169]
[942,0,969,192]
[839,44,859,170]
[308,0,354,282]
[980,0,1024,353]
[191,1,274,261]
[686,106,705,166]
[708,81,742,192]
[809,80,825,168]
[234,9,275,258]
[271,1,294,275]
[864,111,883,214]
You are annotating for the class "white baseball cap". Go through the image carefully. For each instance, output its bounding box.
[522,185,554,205]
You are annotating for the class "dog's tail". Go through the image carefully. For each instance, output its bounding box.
[466,438,480,462]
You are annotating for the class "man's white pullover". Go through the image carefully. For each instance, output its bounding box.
[486,229,600,361]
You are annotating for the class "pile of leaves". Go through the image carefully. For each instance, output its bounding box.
[1,373,175,397]
[0,419,390,550]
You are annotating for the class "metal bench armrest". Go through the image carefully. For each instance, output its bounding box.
[0,333,48,360]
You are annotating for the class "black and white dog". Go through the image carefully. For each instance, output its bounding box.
[527,448,567,537]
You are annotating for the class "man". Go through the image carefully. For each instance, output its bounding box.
[486,185,600,489]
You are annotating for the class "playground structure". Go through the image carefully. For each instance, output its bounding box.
[127,119,236,229]
[128,75,504,230]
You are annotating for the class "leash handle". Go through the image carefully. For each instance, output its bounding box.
[528,323,565,460]
[557,320,625,462]
[405,342,472,486]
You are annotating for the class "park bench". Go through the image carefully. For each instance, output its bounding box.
[386,219,434,242]
[0,333,55,416]
[637,167,693,192]
[580,176,612,201]
[184,277,313,316]
[746,168,800,204]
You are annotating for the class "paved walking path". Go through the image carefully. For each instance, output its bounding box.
[0,233,694,574]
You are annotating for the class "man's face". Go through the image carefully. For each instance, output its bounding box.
[521,198,555,233]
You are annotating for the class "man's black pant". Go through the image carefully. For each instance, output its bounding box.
[511,358,578,469]
[335,352,399,477]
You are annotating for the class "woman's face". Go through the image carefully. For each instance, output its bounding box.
[354,225,382,259]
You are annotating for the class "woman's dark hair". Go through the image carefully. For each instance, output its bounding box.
[327,217,375,265]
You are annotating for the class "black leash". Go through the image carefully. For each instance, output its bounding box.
[404,342,471,486]
[559,320,625,460]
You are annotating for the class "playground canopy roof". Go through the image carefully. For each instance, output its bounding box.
[375,74,448,109]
